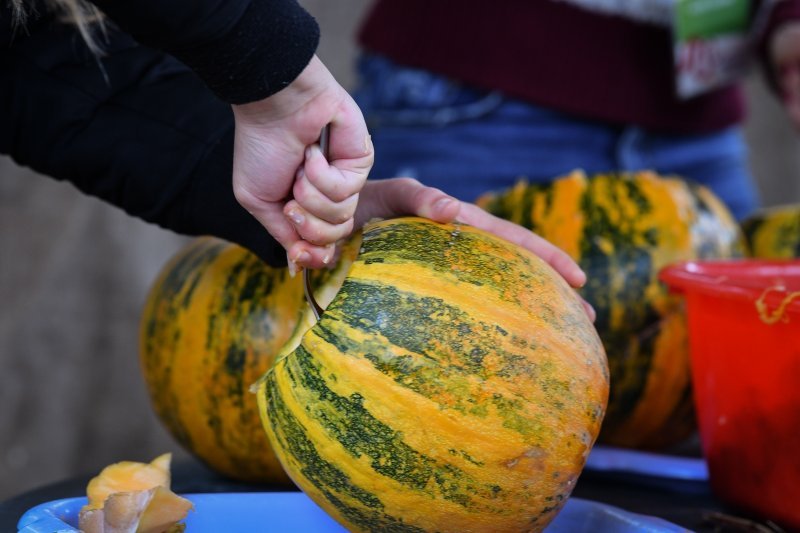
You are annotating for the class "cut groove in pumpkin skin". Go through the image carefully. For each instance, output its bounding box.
[255,217,609,533]
[250,236,363,387]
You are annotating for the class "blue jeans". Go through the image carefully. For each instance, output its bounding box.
[354,55,759,220]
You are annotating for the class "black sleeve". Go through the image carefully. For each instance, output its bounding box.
[0,12,287,266]
[88,0,321,104]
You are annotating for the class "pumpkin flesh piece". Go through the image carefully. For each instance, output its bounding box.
[79,454,192,533]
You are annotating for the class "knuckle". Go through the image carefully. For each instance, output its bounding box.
[327,186,355,203]
[332,208,355,225]
[397,176,421,186]
[302,230,327,247]
[233,184,257,210]
[300,222,335,247]
[292,179,311,204]
[336,219,356,241]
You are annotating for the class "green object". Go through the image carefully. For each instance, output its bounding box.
[676,0,751,40]
[742,204,800,259]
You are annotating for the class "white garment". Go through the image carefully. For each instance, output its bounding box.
[555,0,675,26]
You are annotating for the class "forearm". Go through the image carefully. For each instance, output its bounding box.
[1,23,286,265]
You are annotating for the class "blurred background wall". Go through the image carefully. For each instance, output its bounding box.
[1,0,798,501]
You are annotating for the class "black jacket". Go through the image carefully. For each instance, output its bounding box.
[1,0,320,265]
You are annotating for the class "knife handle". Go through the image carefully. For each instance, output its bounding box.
[302,124,331,320]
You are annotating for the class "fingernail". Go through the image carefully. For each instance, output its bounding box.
[322,244,336,265]
[287,254,297,278]
[287,209,305,226]
[433,197,456,212]
[364,134,372,154]
[328,243,343,269]
[305,145,315,160]
[293,250,312,265]
[584,300,596,322]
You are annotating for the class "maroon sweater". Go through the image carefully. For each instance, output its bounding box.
[358,0,800,134]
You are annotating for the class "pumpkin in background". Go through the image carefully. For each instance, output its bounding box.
[256,217,609,533]
[741,204,800,258]
[139,237,355,483]
[477,170,745,449]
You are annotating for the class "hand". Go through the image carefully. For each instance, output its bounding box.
[770,21,800,130]
[231,55,373,269]
[351,178,595,321]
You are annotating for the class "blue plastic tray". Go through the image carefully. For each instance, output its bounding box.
[585,445,709,481]
[17,492,687,532]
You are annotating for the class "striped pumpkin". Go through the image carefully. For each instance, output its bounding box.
[256,217,609,533]
[742,204,800,258]
[477,170,745,449]
[139,237,355,483]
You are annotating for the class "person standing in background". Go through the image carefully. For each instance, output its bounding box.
[354,0,800,221]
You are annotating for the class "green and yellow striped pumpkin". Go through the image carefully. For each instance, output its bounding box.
[256,217,609,533]
[477,170,745,449]
[742,204,800,258]
[139,237,357,483]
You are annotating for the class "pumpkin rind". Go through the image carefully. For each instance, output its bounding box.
[140,236,358,483]
[257,217,609,533]
[477,171,744,448]
[742,204,800,259]
[139,237,303,483]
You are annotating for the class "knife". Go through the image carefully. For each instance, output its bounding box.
[302,124,330,321]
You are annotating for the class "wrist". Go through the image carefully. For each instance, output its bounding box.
[232,56,337,125]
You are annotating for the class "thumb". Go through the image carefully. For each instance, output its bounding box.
[328,100,374,178]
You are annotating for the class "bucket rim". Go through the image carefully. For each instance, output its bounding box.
[659,259,800,319]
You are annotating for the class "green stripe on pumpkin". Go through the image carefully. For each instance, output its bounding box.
[264,370,420,533]
[276,344,505,506]
[316,280,575,429]
[742,205,800,259]
[141,240,228,452]
[140,237,300,483]
[358,221,550,296]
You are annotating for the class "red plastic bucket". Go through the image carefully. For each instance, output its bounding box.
[660,260,800,529]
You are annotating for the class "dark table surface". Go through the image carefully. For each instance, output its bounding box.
[0,456,779,532]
